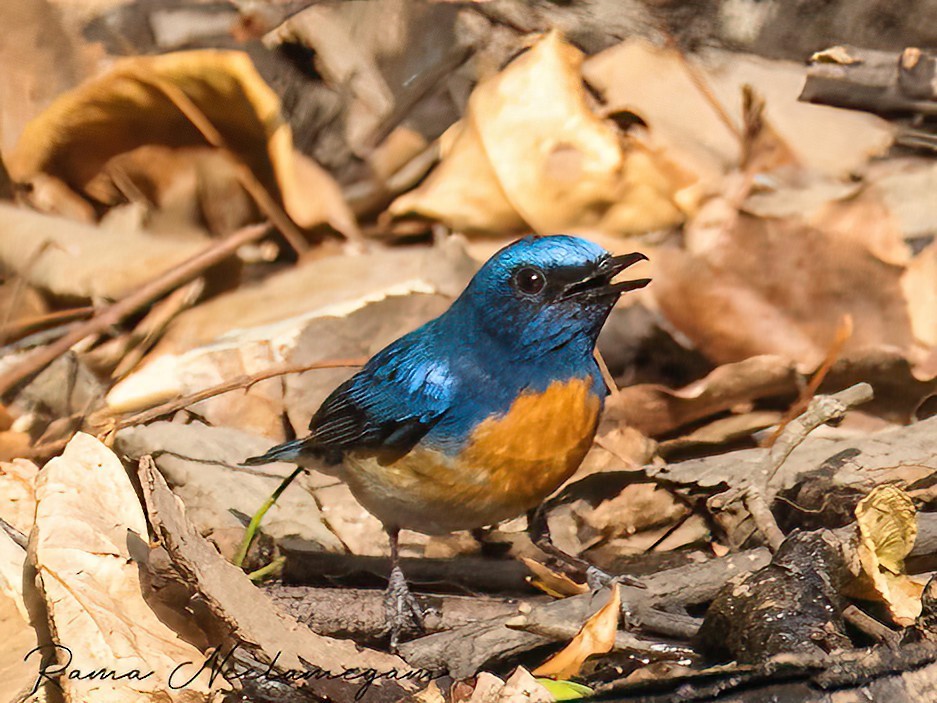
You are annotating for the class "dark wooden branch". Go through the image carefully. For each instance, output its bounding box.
[800,45,937,117]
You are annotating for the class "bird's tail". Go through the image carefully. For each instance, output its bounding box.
[242,438,311,467]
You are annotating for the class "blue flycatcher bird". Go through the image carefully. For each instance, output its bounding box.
[245,235,649,647]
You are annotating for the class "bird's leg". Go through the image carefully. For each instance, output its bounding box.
[526,507,644,591]
[383,526,425,651]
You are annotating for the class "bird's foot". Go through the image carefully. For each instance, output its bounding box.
[383,565,425,651]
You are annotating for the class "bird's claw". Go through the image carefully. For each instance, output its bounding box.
[384,565,425,651]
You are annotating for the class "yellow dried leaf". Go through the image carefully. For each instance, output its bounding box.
[852,484,923,626]
[533,583,620,679]
[390,31,695,236]
[10,50,354,235]
[522,557,589,598]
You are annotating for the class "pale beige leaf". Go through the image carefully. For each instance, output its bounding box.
[498,667,554,703]
[584,38,892,180]
[0,459,38,535]
[32,433,214,702]
[533,583,620,679]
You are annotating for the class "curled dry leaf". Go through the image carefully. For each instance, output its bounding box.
[390,31,697,236]
[496,667,554,703]
[521,557,589,598]
[848,484,923,626]
[532,583,620,680]
[32,433,214,702]
[9,49,355,235]
[608,355,797,438]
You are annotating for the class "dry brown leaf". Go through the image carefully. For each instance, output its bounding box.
[32,433,214,701]
[848,485,923,626]
[533,583,620,679]
[653,191,913,370]
[609,355,798,437]
[581,484,689,545]
[390,31,696,236]
[583,38,892,180]
[9,49,355,235]
[0,0,93,155]
[521,557,589,598]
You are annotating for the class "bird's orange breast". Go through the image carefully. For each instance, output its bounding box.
[342,378,601,533]
[462,377,601,508]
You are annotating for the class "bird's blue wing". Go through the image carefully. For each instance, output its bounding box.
[305,335,454,455]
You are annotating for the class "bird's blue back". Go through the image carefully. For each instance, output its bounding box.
[305,235,611,458]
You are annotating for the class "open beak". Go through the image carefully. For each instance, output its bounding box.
[562,252,650,300]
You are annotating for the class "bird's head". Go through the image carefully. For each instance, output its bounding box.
[451,235,650,358]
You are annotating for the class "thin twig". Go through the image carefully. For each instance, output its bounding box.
[744,382,874,552]
[0,306,95,340]
[144,73,311,256]
[0,222,272,398]
[98,357,365,432]
[765,382,873,489]
[764,314,853,448]
[594,349,620,402]
[0,516,27,550]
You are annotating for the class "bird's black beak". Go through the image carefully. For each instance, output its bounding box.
[561,252,650,300]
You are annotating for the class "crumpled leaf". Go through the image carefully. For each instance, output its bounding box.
[533,583,620,679]
[9,49,355,235]
[497,668,554,703]
[32,433,214,701]
[390,31,697,236]
[850,484,923,626]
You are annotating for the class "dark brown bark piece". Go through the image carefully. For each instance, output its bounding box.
[697,531,850,664]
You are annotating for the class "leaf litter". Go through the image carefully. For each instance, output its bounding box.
[2,2,937,701]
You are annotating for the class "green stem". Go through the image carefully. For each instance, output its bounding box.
[233,466,303,568]
[248,556,286,582]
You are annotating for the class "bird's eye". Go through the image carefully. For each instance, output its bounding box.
[512,266,546,295]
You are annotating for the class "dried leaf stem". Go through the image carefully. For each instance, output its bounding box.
[99,356,366,432]
[144,73,310,256]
